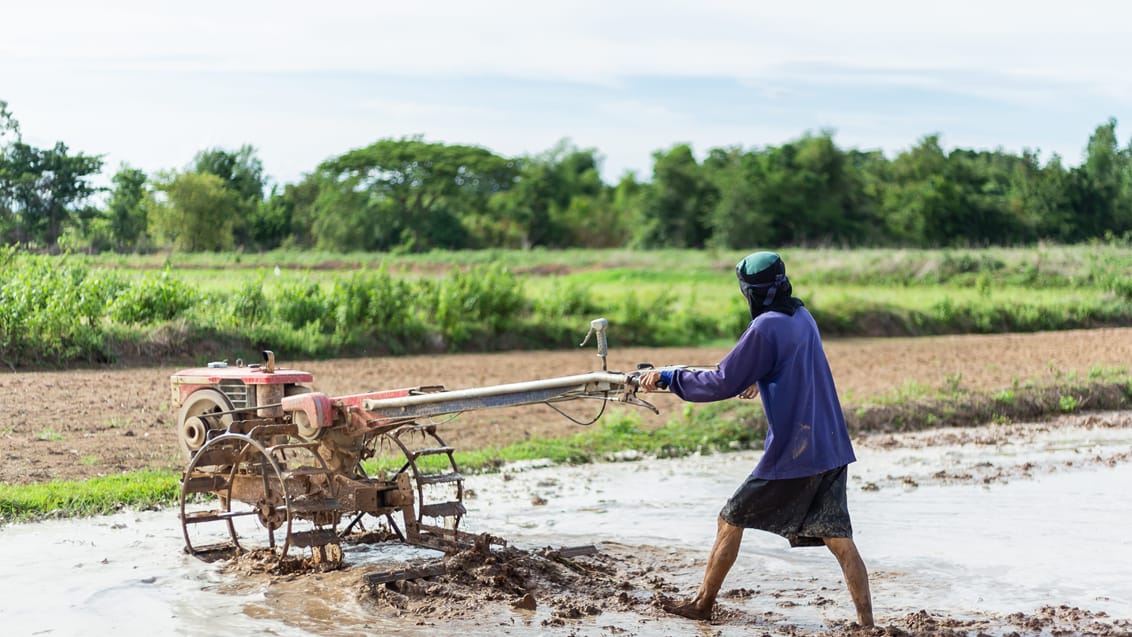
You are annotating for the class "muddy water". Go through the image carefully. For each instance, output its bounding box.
[2,414,1130,636]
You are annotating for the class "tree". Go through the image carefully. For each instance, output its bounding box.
[0,99,19,147]
[701,132,879,248]
[788,131,874,244]
[149,172,238,251]
[633,144,717,248]
[1067,119,1132,241]
[193,145,266,247]
[554,193,629,248]
[880,135,948,245]
[841,149,890,245]
[703,146,771,248]
[489,140,607,248]
[0,99,17,242]
[607,173,646,247]
[1008,150,1072,242]
[266,177,322,248]
[0,102,104,248]
[105,165,151,250]
[310,138,518,251]
[0,140,103,248]
[250,185,295,249]
[308,180,372,251]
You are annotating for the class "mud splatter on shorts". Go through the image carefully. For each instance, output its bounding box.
[719,465,852,547]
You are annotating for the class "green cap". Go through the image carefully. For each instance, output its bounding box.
[736,252,782,278]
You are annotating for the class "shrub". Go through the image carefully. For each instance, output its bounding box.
[273,281,328,330]
[328,269,425,350]
[0,254,116,364]
[533,280,601,319]
[228,274,268,325]
[426,264,526,347]
[109,272,199,324]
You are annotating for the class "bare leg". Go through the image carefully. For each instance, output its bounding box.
[823,537,874,627]
[663,516,744,620]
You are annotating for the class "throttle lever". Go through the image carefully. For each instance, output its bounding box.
[579,318,609,371]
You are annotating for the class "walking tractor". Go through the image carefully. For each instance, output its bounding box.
[172,319,668,566]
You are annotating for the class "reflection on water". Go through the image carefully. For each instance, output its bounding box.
[1,415,1129,635]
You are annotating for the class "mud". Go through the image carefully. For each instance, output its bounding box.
[362,540,654,624]
[3,327,1132,485]
[7,410,1130,636]
[3,329,1132,635]
[853,411,1132,489]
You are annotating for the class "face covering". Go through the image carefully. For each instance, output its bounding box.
[735,251,804,320]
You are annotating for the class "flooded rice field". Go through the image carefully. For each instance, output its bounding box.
[2,412,1131,636]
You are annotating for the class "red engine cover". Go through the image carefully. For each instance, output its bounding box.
[170,364,313,407]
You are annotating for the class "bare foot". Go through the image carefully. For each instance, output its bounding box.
[658,596,712,621]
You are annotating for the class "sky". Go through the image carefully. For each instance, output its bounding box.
[2,0,1131,187]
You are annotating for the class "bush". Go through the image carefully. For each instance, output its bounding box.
[533,280,601,319]
[425,264,526,347]
[273,281,328,330]
[328,269,426,351]
[0,253,117,365]
[610,291,676,345]
[109,272,199,324]
[228,274,269,325]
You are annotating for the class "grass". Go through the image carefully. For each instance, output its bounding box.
[73,244,1132,286]
[0,470,179,523]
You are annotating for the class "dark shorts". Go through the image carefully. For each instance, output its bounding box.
[719,465,853,547]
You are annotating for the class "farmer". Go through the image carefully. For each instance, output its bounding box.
[638,251,873,627]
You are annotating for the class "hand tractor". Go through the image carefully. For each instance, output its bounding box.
[172,319,668,565]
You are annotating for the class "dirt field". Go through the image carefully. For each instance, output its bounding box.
[2,327,1130,485]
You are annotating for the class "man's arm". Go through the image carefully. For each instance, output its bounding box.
[639,371,759,399]
[640,324,774,401]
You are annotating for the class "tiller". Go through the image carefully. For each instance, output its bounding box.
[172,319,664,564]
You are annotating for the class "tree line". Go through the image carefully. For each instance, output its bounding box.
[2,98,1131,253]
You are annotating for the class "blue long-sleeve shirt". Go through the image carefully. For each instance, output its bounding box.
[666,307,855,480]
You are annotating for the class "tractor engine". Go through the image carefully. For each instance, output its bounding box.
[171,351,312,458]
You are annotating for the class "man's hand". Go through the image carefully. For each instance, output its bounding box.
[638,370,663,392]
[738,384,759,400]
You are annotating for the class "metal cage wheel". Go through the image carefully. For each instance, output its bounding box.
[179,433,296,561]
[373,425,466,541]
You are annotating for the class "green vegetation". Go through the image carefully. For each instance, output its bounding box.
[3,245,1131,367]
[4,97,1132,254]
[0,471,178,522]
[6,369,1128,523]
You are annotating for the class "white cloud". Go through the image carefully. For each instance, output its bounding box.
[6,1,1131,86]
[2,1,1129,182]
[595,99,686,125]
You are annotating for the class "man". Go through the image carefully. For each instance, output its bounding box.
[639,251,874,627]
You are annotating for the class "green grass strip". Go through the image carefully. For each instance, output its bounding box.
[0,470,180,523]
